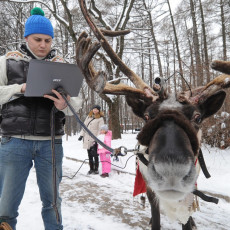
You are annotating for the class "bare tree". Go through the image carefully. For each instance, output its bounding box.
[220,0,227,60]
[199,0,210,84]
[166,0,185,89]
[189,0,203,86]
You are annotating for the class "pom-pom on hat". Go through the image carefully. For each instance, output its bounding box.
[24,7,54,38]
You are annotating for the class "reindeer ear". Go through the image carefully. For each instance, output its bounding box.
[126,96,151,119]
[199,91,226,120]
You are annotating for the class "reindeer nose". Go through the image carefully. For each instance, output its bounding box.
[153,121,195,165]
[151,159,197,194]
[154,160,192,181]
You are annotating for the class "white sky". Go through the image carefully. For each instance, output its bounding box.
[169,0,182,13]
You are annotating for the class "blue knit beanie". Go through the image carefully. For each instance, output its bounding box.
[24,7,54,38]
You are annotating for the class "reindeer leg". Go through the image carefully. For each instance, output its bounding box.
[182,216,197,230]
[146,189,160,230]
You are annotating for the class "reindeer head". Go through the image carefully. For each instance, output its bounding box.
[127,88,226,201]
[77,0,230,202]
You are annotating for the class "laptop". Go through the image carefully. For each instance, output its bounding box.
[25,59,84,97]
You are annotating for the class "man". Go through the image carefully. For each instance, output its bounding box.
[0,7,82,230]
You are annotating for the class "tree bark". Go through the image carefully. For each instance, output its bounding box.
[189,0,203,86]
[199,0,210,84]
[143,0,163,79]
[220,0,227,60]
[167,0,185,90]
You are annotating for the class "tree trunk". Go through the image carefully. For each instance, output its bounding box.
[199,0,210,84]
[108,97,121,139]
[189,0,203,86]
[148,38,153,87]
[167,0,185,90]
[184,20,196,87]
[220,0,227,60]
[143,0,163,79]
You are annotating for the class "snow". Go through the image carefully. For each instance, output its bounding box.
[16,133,230,230]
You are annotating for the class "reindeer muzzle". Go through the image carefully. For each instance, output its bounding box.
[137,110,200,156]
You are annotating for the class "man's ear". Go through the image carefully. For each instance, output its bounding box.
[199,91,226,120]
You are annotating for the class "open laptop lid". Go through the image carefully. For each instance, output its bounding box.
[25,59,84,97]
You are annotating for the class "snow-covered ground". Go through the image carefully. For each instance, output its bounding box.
[17,133,230,230]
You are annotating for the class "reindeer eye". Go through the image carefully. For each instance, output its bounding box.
[194,114,202,124]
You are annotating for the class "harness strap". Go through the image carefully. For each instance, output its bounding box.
[137,153,148,166]
[198,149,211,178]
[193,189,219,204]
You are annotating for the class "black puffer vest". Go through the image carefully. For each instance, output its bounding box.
[0,44,65,136]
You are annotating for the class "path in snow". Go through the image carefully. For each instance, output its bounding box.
[17,149,230,230]
[59,158,230,230]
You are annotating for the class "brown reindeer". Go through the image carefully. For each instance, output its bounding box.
[76,1,230,229]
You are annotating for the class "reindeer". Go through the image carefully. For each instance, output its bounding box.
[76,1,230,229]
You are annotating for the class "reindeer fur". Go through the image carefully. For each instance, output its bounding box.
[137,110,199,155]
[127,91,226,230]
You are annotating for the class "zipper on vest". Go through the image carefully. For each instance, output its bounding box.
[31,102,36,135]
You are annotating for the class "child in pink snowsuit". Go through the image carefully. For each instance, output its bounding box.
[97,125,112,177]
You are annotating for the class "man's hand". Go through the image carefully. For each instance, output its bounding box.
[44,89,70,110]
[21,83,26,93]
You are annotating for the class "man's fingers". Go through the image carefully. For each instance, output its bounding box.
[51,89,63,99]
[43,94,58,102]
[44,89,63,101]
[43,89,70,110]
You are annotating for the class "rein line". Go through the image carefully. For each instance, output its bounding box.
[61,93,132,156]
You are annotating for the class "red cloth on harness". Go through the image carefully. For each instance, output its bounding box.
[133,164,146,197]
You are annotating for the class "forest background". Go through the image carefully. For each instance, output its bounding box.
[0,0,229,148]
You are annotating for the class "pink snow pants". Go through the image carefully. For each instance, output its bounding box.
[99,153,111,174]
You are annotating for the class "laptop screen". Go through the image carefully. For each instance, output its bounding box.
[25,59,84,97]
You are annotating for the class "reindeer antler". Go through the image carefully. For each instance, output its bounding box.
[211,60,230,75]
[177,72,230,105]
[76,32,106,93]
[76,32,149,97]
[77,0,160,101]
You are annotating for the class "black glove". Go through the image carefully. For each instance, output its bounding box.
[78,136,83,141]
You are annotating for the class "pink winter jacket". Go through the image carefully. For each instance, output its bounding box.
[97,130,112,154]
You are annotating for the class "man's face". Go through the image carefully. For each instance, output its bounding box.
[25,34,52,57]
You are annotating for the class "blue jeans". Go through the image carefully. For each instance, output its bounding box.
[0,137,63,230]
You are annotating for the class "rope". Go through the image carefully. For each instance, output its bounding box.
[60,91,122,156]
[50,106,61,223]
